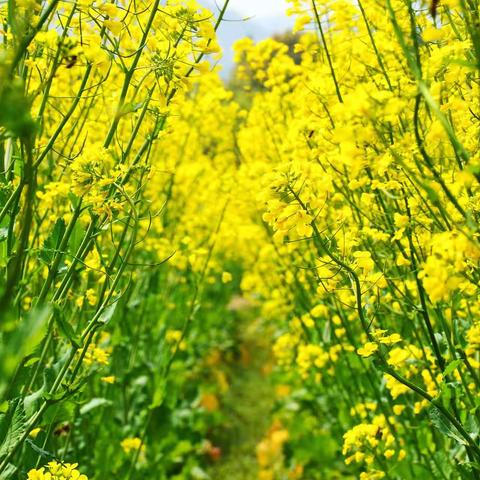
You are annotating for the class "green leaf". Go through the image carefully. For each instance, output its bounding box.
[0,463,17,479]
[26,439,56,460]
[68,192,81,210]
[443,359,462,377]
[24,387,45,419]
[24,356,40,368]
[449,58,477,69]
[322,320,331,343]
[39,218,66,265]
[459,461,480,473]
[0,237,7,268]
[98,301,118,325]
[0,398,27,458]
[0,80,36,141]
[42,401,75,426]
[0,305,50,378]
[43,374,90,405]
[190,466,209,480]
[429,451,454,479]
[421,181,440,204]
[429,406,467,446]
[150,378,166,410]
[465,414,479,438]
[42,391,65,403]
[54,311,81,348]
[79,398,112,415]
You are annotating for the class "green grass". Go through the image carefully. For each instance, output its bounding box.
[208,319,274,480]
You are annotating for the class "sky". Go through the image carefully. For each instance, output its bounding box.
[223,0,290,18]
[202,0,294,77]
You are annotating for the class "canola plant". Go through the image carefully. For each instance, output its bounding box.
[1,0,480,479]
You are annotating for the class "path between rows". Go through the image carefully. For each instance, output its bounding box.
[208,318,274,480]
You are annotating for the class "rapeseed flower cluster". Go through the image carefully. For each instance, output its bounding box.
[28,462,87,480]
[2,0,480,478]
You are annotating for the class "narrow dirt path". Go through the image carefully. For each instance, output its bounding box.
[208,318,274,480]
